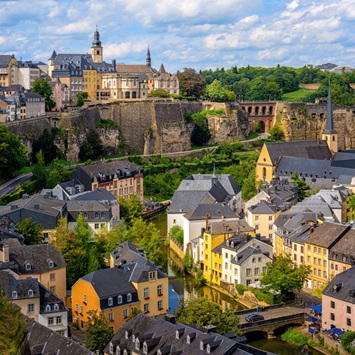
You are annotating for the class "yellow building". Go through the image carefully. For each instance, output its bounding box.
[0,55,18,87]
[255,141,332,183]
[72,250,168,333]
[245,200,280,241]
[201,220,254,283]
[0,243,67,301]
[305,222,350,289]
[83,68,97,101]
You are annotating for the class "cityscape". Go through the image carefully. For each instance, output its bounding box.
[1,1,355,355]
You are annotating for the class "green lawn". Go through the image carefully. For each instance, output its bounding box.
[282,88,311,102]
[245,132,258,140]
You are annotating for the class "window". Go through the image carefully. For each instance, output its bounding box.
[80,306,83,314]
[108,297,113,306]
[144,303,149,313]
[48,317,54,326]
[28,304,34,313]
[330,313,335,321]
[347,318,352,326]
[84,294,88,303]
[268,225,273,230]
[347,306,351,314]
[157,285,162,296]
[301,246,304,253]
[75,304,78,312]
[50,286,55,294]
[144,287,149,299]
[50,273,55,281]
[335,265,338,271]
[123,309,128,318]
[149,271,156,280]
[294,244,297,251]
[56,316,62,324]
[314,247,317,253]
[127,293,132,302]
[12,291,17,299]
[308,245,311,251]
[246,268,251,276]
[48,260,54,268]
[158,300,163,310]
[28,289,34,297]
[330,301,335,309]
[234,268,238,276]
[118,295,122,304]
[252,258,255,263]
[225,262,228,270]
[108,312,114,321]
[25,263,31,271]
[254,268,260,275]
[255,216,259,221]
[255,225,259,230]
[262,266,267,273]
[54,304,59,311]
[269,216,273,221]
[95,223,99,229]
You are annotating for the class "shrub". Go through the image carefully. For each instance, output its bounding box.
[170,225,184,246]
[281,329,308,347]
[96,119,118,129]
[235,284,247,295]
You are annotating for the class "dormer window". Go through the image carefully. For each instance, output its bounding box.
[127,293,132,302]
[95,212,99,219]
[46,305,51,311]
[48,260,54,268]
[83,213,88,219]
[12,291,17,299]
[135,338,140,351]
[149,271,156,280]
[118,295,122,304]
[108,297,113,306]
[25,263,31,271]
[54,304,59,311]
[28,289,34,297]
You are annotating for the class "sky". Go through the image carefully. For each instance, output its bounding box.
[1,0,354,73]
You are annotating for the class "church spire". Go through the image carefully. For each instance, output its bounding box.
[92,26,101,47]
[324,79,336,134]
[321,80,338,153]
[212,164,218,186]
[146,46,151,67]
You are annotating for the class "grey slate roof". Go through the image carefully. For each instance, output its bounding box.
[26,317,94,354]
[248,200,278,214]
[6,243,66,275]
[0,270,39,299]
[168,190,215,214]
[39,283,67,314]
[329,229,355,263]
[230,246,271,266]
[81,266,137,299]
[275,156,355,180]
[0,194,67,230]
[265,140,331,165]
[204,220,254,236]
[67,200,112,222]
[0,55,14,68]
[104,313,275,355]
[111,240,146,266]
[322,266,355,304]
[129,258,167,283]
[184,203,238,221]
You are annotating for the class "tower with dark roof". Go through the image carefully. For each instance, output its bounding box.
[91,27,103,63]
[146,47,151,67]
[321,81,338,154]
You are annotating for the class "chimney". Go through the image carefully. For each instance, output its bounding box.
[205,213,209,228]
[1,245,10,263]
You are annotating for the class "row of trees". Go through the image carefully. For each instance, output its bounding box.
[177,66,355,105]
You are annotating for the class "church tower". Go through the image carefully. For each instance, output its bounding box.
[321,81,338,154]
[146,47,151,68]
[91,27,103,63]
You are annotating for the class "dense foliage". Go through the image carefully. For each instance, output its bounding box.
[341,331,355,354]
[149,88,170,98]
[79,129,104,161]
[170,225,184,246]
[17,218,43,245]
[200,65,355,105]
[0,291,27,354]
[174,298,241,334]
[177,68,206,98]
[204,79,236,102]
[260,255,311,295]
[281,329,309,347]
[0,125,28,178]
[85,310,113,354]
[96,119,119,129]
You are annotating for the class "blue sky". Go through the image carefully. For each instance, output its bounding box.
[1,0,354,73]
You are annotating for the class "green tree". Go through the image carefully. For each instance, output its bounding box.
[149,88,170,98]
[119,195,143,226]
[291,173,311,200]
[32,78,55,110]
[341,331,355,354]
[17,218,43,245]
[0,291,27,354]
[75,92,89,107]
[85,310,113,355]
[170,225,184,246]
[0,125,28,178]
[174,298,241,334]
[268,124,285,141]
[260,255,310,295]
[347,194,355,221]
[204,79,233,102]
[178,68,206,98]
[79,130,104,161]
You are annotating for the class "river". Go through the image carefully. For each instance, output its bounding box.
[149,212,324,355]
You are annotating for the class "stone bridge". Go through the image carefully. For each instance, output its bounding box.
[238,306,306,338]
[239,101,277,133]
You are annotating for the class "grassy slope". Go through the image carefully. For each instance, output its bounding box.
[282,88,311,102]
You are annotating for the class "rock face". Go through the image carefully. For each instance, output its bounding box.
[276,101,355,150]
[207,106,250,144]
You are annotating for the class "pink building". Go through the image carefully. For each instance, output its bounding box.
[322,266,355,332]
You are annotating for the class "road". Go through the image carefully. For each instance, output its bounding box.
[0,173,33,198]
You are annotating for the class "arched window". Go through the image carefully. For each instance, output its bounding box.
[12,291,17,299]
[28,289,34,297]
[263,167,267,179]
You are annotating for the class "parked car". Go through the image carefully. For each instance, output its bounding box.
[245,314,264,322]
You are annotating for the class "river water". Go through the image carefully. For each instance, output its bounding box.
[149,212,324,355]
